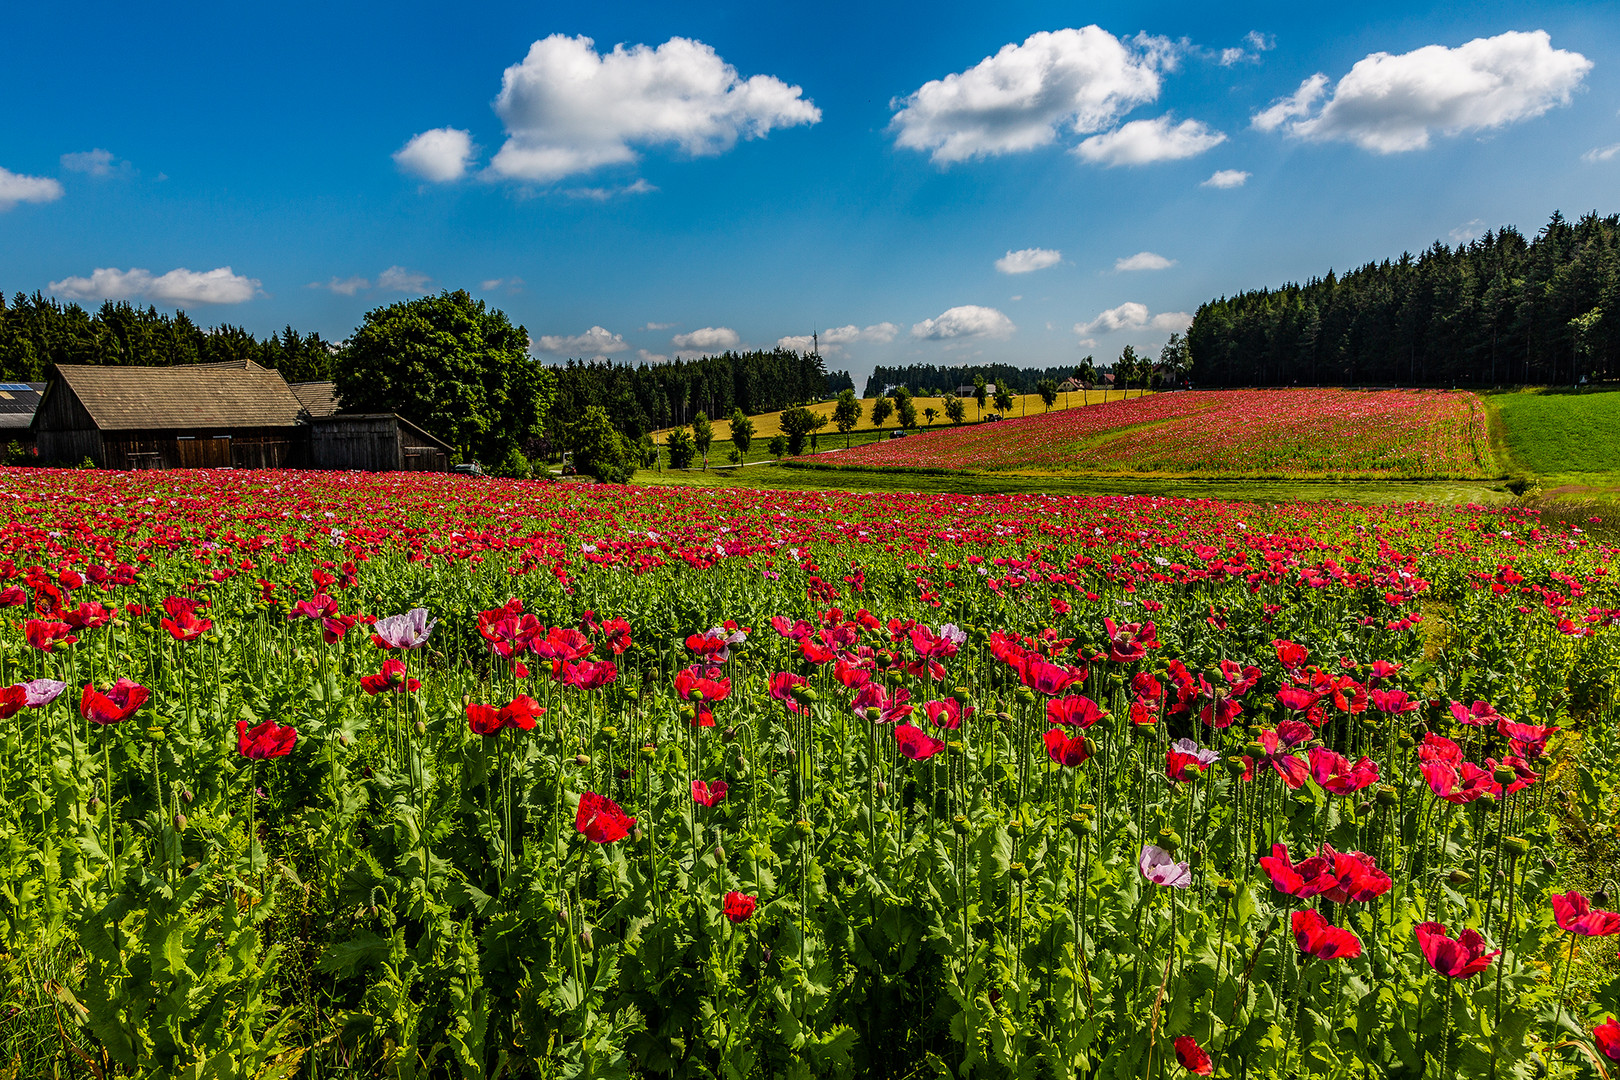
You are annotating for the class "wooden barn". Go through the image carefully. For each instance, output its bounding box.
[33,361,307,468]
[308,412,453,472]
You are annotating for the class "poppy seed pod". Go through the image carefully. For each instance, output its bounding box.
[1223,756,1247,776]
[680,706,696,722]
[1066,813,1087,837]
[1215,878,1237,900]
[953,685,970,699]
[1244,741,1266,759]
[690,689,705,703]
[865,707,881,722]
[794,819,813,837]
[1397,731,1415,747]
[1007,819,1024,835]
[600,725,618,739]
[1010,862,1029,882]
[1502,835,1529,856]
[952,814,971,835]
[1492,764,1517,785]
[1014,687,1036,705]
[640,744,656,756]
[1158,829,1181,854]
[1375,785,1398,807]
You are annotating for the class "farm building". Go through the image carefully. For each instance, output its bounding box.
[0,383,46,448]
[33,361,307,468]
[955,383,996,398]
[307,413,453,472]
[31,364,454,472]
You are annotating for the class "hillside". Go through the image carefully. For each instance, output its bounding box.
[655,388,1136,442]
[806,388,1494,479]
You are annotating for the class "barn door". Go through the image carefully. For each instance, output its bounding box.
[177,436,232,468]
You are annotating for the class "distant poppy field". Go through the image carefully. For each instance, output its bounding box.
[816,388,1493,478]
[2,468,1618,1078]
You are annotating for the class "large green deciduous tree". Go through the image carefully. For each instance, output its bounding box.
[335,290,553,466]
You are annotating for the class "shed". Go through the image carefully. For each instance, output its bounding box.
[955,383,996,398]
[308,413,453,472]
[33,361,306,468]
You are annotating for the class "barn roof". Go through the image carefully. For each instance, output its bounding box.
[50,361,306,431]
[290,380,341,418]
[0,383,45,430]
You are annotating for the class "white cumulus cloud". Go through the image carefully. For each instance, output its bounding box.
[672,326,741,351]
[1220,32,1275,67]
[60,149,124,177]
[1202,168,1251,188]
[1583,143,1620,163]
[50,266,261,305]
[0,166,64,211]
[485,34,819,182]
[777,322,899,354]
[308,276,370,296]
[1074,302,1190,336]
[890,27,1171,163]
[1075,115,1225,166]
[911,305,1016,341]
[1115,251,1176,271]
[535,326,628,355]
[1254,31,1590,153]
[375,266,432,294]
[394,127,475,182]
[995,247,1063,274]
[637,348,670,364]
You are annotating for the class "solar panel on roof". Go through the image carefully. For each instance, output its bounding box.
[0,384,32,392]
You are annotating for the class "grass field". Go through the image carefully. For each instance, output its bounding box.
[1488,388,1620,483]
[654,388,1139,442]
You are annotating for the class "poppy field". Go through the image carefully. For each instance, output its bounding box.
[817,388,1493,479]
[2,468,1619,1079]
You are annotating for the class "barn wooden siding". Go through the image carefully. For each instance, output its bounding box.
[308,414,451,472]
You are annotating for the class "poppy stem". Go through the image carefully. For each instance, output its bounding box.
[1555,931,1578,1031]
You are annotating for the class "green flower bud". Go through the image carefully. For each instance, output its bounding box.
[1448,870,1472,886]
[574,754,591,767]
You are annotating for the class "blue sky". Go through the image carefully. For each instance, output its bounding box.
[2,1,1617,389]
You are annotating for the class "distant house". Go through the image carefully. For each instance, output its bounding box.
[0,382,46,448]
[955,383,996,398]
[33,361,307,468]
[1057,377,1086,393]
[31,365,453,472]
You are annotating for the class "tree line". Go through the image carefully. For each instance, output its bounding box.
[0,292,335,383]
[861,362,1083,399]
[1187,211,1619,387]
[547,350,842,439]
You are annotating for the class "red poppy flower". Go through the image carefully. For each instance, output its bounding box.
[1595,1017,1620,1063]
[1173,1035,1213,1075]
[1046,695,1106,728]
[1552,891,1620,937]
[674,667,731,703]
[895,722,945,760]
[852,682,913,724]
[499,695,543,731]
[360,658,419,695]
[162,608,213,642]
[557,658,617,690]
[1414,922,1499,979]
[1291,908,1361,960]
[1245,730,1309,788]
[1017,655,1085,695]
[1318,846,1392,903]
[1103,617,1157,663]
[1368,688,1420,714]
[924,698,971,729]
[1258,843,1338,898]
[24,619,77,652]
[1043,727,1091,767]
[466,703,503,736]
[723,891,757,923]
[1308,747,1379,794]
[1219,660,1263,697]
[576,791,635,843]
[533,626,594,662]
[692,779,729,806]
[1199,696,1244,729]
[237,717,297,759]
[1276,686,1321,711]
[1449,700,1500,726]
[80,678,149,725]
[596,616,632,655]
[1165,749,1208,783]
[1498,718,1558,758]
[289,594,338,621]
[768,672,808,714]
[1273,639,1309,669]
[833,658,872,689]
[0,683,26,720]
